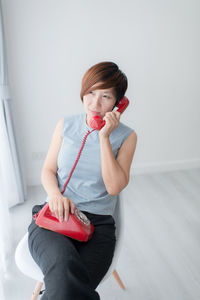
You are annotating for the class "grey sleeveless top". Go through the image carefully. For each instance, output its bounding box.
[45,113,133,216]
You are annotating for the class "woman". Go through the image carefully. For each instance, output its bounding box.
[28,61,137,299]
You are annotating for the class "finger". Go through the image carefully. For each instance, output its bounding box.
[111,111,119,121]
[111,112,120,125]
[51,201,57,218]
[105,113,118,126]
[63,198,70,221]
[108,111,118,120]
[70,200,76,214]
[104,112,115,122]
[49,201,53,213]
[54,204,60,221]
[114,111,120,120]
[57,200,64,222]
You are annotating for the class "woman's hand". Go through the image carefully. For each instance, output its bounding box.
[49,194,76,222]
[99,111,120,138]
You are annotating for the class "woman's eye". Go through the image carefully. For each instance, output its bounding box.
[103,95,109,98]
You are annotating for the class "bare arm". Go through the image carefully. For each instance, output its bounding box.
[41,118,75,221]
[100,130,137,195]
[41,118,63,197]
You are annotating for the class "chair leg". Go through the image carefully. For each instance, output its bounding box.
[112,269,125,290]
[31,281,43,300]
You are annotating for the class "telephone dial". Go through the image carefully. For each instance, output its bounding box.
[33,95,129,241]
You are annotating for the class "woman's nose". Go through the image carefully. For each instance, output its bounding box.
[92,95,101,107]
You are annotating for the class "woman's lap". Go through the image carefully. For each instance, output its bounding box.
[73,211,116,288]
[28,204,116,293]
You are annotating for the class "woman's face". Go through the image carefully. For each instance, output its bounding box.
[83,84,116,124]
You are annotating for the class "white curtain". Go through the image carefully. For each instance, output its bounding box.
[0,0,27,297]
[0,3,27,209]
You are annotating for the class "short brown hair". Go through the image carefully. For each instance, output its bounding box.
[80,61,128,105]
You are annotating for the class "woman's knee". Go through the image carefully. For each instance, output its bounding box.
[28,229,77,272]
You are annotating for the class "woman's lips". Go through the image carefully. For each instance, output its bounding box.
[90,110,100,116]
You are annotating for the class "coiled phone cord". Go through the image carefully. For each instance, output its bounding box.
[61,128,96,194]
[33,128,96,221]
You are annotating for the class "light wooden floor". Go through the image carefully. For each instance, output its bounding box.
[5,168,200,299]
[108,168,200,300]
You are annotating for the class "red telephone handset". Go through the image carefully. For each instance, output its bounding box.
[89,96,129,130]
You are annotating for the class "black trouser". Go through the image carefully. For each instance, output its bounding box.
[28,203,116,300]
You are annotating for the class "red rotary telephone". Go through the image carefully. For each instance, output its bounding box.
[89,96,129,130]
[35,204,94,242]
[34,95,129,241]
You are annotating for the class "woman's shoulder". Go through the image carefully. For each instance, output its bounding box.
[114,120,135,137]
[118,121,133,131]
[56,114,83,125]
[58,114,84,137]
[109,121,136,148]
[62,113,83,123]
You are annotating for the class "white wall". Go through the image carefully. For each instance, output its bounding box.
[2,0,200,185]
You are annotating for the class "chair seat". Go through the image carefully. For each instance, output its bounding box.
[15,232,43,282]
